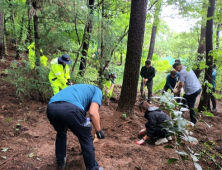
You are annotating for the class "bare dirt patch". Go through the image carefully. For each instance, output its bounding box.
[0,56,222,170]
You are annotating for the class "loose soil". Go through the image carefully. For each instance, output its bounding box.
[0,56,222,170]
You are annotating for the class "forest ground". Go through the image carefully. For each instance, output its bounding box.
[0,56,222,170]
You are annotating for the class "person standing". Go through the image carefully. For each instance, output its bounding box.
[140,59,156,103]
[47,84,105,170]
[48,54,72,95]
[162,69,180,95]
[207,68,217,112]
[173,62,201,124]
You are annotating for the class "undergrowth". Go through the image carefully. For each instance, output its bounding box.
[3,60,52,102]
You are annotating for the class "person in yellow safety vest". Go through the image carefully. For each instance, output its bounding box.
[104,72,117,105]
[48,54,73,95]
[28,42,48,67]
[27,42,35,69]
[40,49,48,66]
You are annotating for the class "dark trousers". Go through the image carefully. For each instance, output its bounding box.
[140,80,153,101]
[47,102,99,170]
[182,89,201,124]
[145,122,166,139]
[207,88,216,110]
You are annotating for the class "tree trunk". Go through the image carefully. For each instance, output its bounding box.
[193,4,207,78]
[32,0,40,67]
[79,0,95,76]
[27,0,32,43]
[16,13,25,59]
[193,22,206,78]
[0,10,5,59]
[98,0,105,89]
[147,0,162,60]
[198,0,216,112]
[117,0,148,115]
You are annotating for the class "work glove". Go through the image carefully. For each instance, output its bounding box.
[173,89,179,94]
[96,130,105,139]
[66,79,72,86]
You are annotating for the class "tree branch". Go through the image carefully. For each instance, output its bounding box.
[147,0,159,11]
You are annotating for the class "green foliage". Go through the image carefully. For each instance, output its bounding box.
[160,92,204,169]
[4,60,52,102]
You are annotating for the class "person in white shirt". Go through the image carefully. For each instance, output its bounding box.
[173,62,201,124]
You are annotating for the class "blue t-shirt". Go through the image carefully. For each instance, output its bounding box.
[165,72,180,90]
[49,84,102,111]
[212,68,217,88]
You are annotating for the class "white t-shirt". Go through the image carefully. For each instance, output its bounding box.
[179,66,201,95]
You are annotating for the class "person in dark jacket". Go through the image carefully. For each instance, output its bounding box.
[162,69,180,95]
[207,68,217,112]
[136,101,172,145]
[140,59,156,103]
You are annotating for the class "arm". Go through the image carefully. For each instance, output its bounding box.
[64,65,70,80]
[140,67,144,78]
[177,82,184,91]
[51,65,67,84]
[166,75,173,90]
[88,102,101,132]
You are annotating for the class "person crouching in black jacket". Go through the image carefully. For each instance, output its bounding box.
[136,101,172,145]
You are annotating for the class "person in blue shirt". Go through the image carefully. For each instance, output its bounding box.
[207,68,217,112]
[47,84,105,170]
[162,69,180,95]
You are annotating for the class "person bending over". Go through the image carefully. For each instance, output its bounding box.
[47,84,104,170]
[173,62,201,124]
[136,101,172,146]
[162,69,180,96]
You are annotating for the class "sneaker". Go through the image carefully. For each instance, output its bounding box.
[212,108,217,113]
[167,136,172,141]
[155,138,168,145]
[57,157,66,170]
[139,128,146,135]
[180,107,189,112]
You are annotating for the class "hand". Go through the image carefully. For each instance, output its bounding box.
[66,79,72,86]
[173,89,179,94]
[96,130,105,139]
[145,78,148,83]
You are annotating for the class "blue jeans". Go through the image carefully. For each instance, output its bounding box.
[47,102,99,170]
[182,89,201,124]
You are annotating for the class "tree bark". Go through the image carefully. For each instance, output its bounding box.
[98,0,105,89]
[147,0,162,60]
[32,0,40,66]
[193,22,206,78]
[117,0,148,115]
[79,0,95,76]
[0,10,5,59]
[16,13,25,59]
[198,0,216,112]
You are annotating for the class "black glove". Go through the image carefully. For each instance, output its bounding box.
[96,130,105,139]
[66,79,72,85]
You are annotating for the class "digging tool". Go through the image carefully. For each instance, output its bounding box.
[142,81,145,98]
[93,134,99,143]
